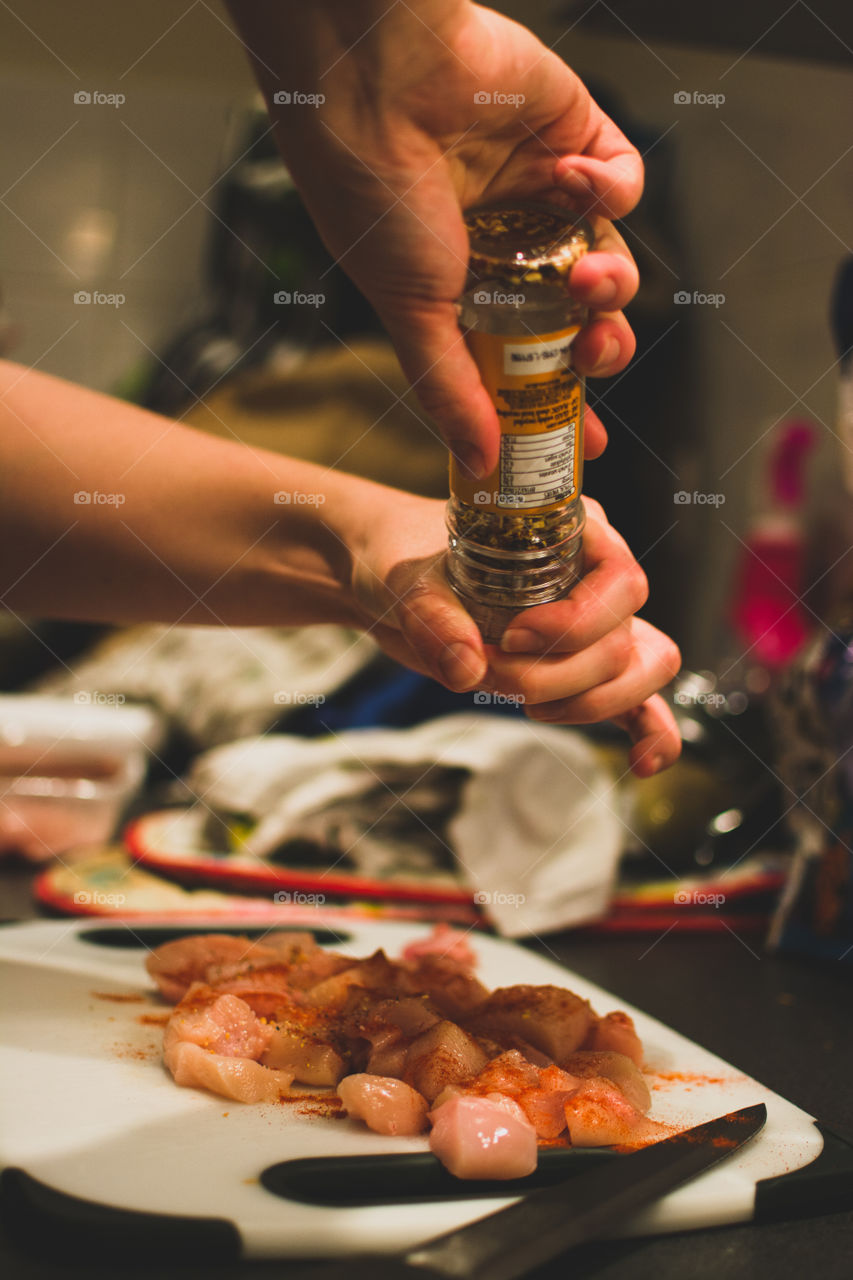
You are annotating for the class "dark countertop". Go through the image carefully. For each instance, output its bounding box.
[1,863,852,1280]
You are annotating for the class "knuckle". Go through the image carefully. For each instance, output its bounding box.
[502,670,537,703]
[627,563,649,610]
[609,624,634,674]
[662,638,682,681]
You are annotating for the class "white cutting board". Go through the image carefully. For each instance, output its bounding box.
[0,918,822,1259]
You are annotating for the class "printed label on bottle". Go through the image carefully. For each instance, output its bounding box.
[450,325,583,513]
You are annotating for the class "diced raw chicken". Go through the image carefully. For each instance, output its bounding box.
[582,1011,644,1067]
[200,967,299,1018]
[365,1028,409,1078]
[150,932,660,1177]
[163,984,274,1060]
[465,1049,540,1093]
[277,949,356,992]
[518,1064,581,1140]
[467,985,593,1062]
[166,1041,293,1103]
[562,1050,651,1113]
[563,1078,670,1148]
[429,1094,538,1180]
[402,953,490,1021]
[338,1074,429,1136]
[405,1020,489,1103]
[145,932,321,1003]
[454,1052,580,1140]
[302,950,404,1008]
[369,996,442,1038]
[400,924,478,970]
[261,1025,347,1086]
[338,992,442,1076]
[146,935,264,1003]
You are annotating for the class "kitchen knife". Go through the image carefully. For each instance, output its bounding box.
[284,1102,766,1280]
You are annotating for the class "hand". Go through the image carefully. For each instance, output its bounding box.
[351,492,681,776]
[226,0,642,473]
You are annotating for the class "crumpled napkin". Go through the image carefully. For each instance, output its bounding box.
[188,714,623,937]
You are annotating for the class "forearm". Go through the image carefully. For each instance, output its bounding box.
[0,361,382,628]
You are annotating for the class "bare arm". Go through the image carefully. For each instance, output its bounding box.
[0,360,680,774]
[0,359,375,628]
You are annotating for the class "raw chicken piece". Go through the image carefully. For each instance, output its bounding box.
[403,955,489,1021]
[146,935,264,1003]
[467,985,593,1062]
[429,1093,538,1180]
[582,1011,644,1067]
[201,967,300,1018]
[563,1078,670,1148]
[365,1028,409,1078]
[400,924,478,970]
[405,1020,489,1103]
[453,1052,580,1140]
[145,932,320,1003]
[167,1041,293,1102]
[562,1050,651,1114]
[303,950,403,1008]
[163,984,274,1060]
[261,1023,347,1086]
[519,1064,581,1140]
[369,996,442,1038]
[464,1049,540,1094]
[338,1074,429,1136]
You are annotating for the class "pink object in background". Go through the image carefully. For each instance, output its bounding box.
[730,422,816,670]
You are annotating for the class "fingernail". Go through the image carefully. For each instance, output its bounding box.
[438,642,484,691]
[450,439,487,479]
[500,628,546,654]
[589,336,620,374]
[649,754,664,774]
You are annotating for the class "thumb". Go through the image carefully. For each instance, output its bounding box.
[394,561,488,693]
[380,299,500,479]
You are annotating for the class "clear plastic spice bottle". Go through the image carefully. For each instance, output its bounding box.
[446,201,593,643]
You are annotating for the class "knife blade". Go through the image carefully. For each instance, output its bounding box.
[284,1103,766,1280]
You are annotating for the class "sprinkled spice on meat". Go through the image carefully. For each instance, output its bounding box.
[147,927,664,1179]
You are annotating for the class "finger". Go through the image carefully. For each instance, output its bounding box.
[568,220,639,312]
[552,109,644,220]
[572,312,636,377]
[612,695,682,777]
[523,619,681,724]
[486,620,633,705]
[392,561,488,693]
[499,507,647,654]
[584,405,608,459]
[381,299,499,478]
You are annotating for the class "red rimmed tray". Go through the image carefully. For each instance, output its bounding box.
[123,808,476,907]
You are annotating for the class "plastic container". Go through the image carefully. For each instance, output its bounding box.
[0,696,162,859]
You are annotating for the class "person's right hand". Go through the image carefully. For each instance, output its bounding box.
[349,488,681,776]
[226,0,642,474]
